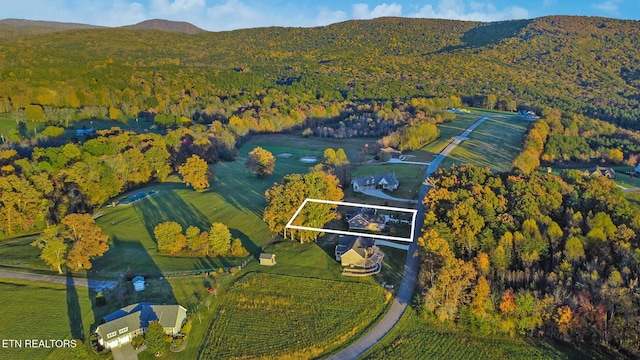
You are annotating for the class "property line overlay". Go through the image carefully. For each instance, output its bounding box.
[285,198,418,243]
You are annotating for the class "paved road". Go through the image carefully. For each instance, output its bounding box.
[386,158,431,166]
[328,115,488,360]
[0,268,117,290]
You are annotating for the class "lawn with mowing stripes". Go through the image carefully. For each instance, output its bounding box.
[0,278,95,360]
[200,272,389,360]
[417,112,484,155]
[440,114,531,172]
[361,307,599,360]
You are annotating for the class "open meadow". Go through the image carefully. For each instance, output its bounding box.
[0,278,95,360]
[439,114,531,172]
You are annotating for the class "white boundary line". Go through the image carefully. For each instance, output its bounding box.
[285,198,418,243]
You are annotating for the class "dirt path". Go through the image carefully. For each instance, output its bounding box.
[328,115,488,360]
[0,268,117,290]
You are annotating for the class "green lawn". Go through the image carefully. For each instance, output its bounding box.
[351,163,426,200]
[361,307,599,360]
[419,112,483,154]
[200,272,389,360]
[440,114,531,172]
[0,278,95,360]
[541,166,640,189]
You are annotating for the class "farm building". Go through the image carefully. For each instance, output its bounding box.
[95,303,187,349]
[334,236,383,276]
[132,276,145,292]
[346,207,387,232]
[585,166,616,179]
[351,173,399,192]
[259,253,276,266]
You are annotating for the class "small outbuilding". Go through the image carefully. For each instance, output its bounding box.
[132,276,145,292]
[259,253,276,266]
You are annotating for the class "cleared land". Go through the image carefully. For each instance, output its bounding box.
[360,307,596,360]
[200,272,389,360]
[417,112,483,154]
[351,163,425,200]
[439,114,531,171]
[0,278,95,360]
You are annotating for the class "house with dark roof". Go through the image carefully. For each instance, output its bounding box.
[346,207,388,232]
[95,303,187,350]
[351,173,399,192]
[334,236,383,275]
[585,166,616,179]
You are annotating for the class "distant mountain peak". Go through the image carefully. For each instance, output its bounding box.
[122,19,205,34]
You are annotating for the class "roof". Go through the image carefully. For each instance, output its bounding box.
[259,253,275,260]
[338,236,375,260]
[132,276,144,284]
[588,166,615,177]
[351,173,399,188]
[96,303,187,339]
[347,207,386,229]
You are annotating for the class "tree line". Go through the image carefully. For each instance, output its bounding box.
[419,164,640,357]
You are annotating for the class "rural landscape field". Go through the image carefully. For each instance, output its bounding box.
[1,3,640,360]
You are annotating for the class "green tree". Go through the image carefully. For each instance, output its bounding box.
[245,146,275,177]
[208,222,231,256]
[178,154,210,190]
[144,321,166,355]
[154,221,183,254]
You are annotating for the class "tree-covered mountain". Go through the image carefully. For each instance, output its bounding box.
[0,15,638,128]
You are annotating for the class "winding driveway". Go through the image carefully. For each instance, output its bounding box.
[328,116,488,360]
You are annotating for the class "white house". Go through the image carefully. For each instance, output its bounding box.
[95,303,187,349]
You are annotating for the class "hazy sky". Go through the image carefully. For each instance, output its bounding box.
[1,0,638,31]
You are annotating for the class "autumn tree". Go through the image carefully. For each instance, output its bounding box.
[208,222,231,256]
[324,147,350,187]
[154,221,183,254]
[263,171,343,243]
[60,214,109,271]
[31,227,68,274]
[245,146,275,178]
[178,154,210,190]
[230,238,249,257]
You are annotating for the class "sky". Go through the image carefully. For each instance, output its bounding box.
[1,0,639,31]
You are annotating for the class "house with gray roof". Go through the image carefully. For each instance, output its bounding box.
[351,173,399,192]
[95,302,187,350]
[346,207,387,232]
[585,166,616,179]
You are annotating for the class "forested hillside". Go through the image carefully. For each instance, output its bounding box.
[0,16,639,130]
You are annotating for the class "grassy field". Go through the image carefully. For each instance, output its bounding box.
[361,307,597,360]
[351,163,426,200]
[0,278,95,360]
[440,114,531,172]
[200,272,389,360]
[417,112,483,154]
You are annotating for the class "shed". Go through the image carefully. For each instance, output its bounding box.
[259,253,276,266]
[132,276,145,292]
